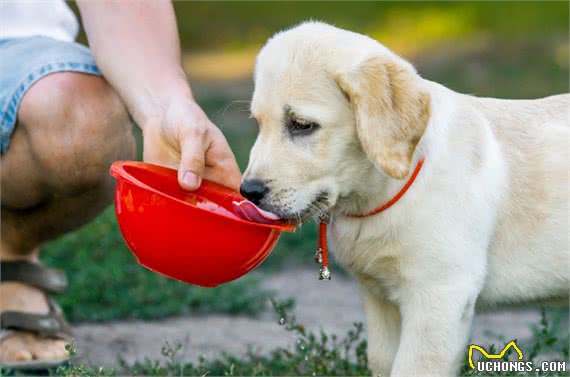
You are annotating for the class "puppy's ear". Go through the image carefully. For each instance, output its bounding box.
[335,56,431,179]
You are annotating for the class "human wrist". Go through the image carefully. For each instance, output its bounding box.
[128,68,196,132]
[135,86,196,133]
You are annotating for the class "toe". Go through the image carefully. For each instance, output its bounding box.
[1,333,70,364]
[32,338,69,361]
[0,337,34,363]
[11,349,34,362]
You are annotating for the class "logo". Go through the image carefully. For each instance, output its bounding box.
[468,340,567,374]
[468,340,523,369]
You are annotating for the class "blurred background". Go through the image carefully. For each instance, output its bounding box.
[44,1,568,374]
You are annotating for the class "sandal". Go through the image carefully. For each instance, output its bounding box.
[0,260,73,370]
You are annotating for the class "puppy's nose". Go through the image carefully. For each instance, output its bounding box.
[240,179,269,205]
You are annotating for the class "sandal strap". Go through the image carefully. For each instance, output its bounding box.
[1,261,67,294]
[0,298,72,340]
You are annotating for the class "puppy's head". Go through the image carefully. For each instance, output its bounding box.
[242,22,430,222]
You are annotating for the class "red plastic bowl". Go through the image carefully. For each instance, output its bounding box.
[110,161,294,287]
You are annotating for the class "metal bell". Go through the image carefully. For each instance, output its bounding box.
[319,266,331,280]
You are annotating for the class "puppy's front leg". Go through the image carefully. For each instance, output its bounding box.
[360,284,401,377]
[390,281,479,377]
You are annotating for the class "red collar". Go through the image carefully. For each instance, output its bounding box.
[348,157,425,218]
[315,157,425,280]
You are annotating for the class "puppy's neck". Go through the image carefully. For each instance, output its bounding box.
[333,161,394,217]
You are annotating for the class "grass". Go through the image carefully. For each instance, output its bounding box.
[123,307,570,377]
[122,299,369,377]
[2,302,567,377]
[170,2,568,53]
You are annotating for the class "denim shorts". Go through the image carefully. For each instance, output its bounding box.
[0,36,101,154]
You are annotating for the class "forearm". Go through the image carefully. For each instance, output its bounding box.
[77,0,240,190]
[77,0,192,128]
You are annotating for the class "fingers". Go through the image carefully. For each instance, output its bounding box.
[147,100,241,191]
[203,155,241,190]
[178,127,207,190]
[202,129,242,190]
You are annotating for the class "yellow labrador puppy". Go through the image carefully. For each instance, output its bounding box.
[240,22,569,377]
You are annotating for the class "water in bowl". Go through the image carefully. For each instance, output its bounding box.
[181,192,239,219]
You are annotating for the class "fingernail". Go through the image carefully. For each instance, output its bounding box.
[182,172,200,188]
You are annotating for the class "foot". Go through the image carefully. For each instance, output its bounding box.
[0,281,69,364]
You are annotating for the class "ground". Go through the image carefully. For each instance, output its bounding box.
[74,268,557,370]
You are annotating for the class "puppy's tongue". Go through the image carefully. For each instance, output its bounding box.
[232,200,280,224]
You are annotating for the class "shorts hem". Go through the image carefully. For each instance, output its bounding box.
[1,62,100,154]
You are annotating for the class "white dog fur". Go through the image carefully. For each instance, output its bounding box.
[243,22,569,377]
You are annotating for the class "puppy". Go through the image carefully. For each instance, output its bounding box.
[240,22,569,377]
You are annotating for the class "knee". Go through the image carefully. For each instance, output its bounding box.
[21,73,137,193]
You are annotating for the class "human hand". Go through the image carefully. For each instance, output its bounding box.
[141,99,241,191]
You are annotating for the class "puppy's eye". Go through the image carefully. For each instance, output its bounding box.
[287,118,319,136]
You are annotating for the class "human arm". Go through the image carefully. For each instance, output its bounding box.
[76,0,241,190]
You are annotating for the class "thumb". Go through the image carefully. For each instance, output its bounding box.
[178,132,207,190]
